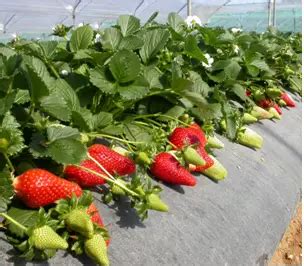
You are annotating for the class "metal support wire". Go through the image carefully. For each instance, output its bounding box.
[177,3,187,14]
[187,0,192,16]
[134,0,144,16]
[268,0,272,27]
[1,14,16,34]
[272,0,276,27]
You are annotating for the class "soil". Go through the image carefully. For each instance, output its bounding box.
[269,203,302,265]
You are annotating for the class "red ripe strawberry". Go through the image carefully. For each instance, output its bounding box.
[169,124,207,149]
[88,144,136,176]
[188,123,207,146]
[87,203,104,227]
[64,160,106,188]
[150,152,196,186]
[14,169,82,208]
[192,145,214,171]
[281,92,296,107]
[273,104,282,115]
[87,203,110,246]
[169,127,201,149]
[246,90,251,97]
[257,99,274,109]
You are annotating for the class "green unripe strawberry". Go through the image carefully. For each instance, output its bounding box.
[268,107,281,120]
[237,127,263,149]
[183,146,206,166]
[266,88,282,98]
[85,234,109,266]
[30,225,68,250]
[278,99,287,107]
[206,136,224,149]
[253,90,265,101]
[136,152,151,166]
[242,113,258,124]
[147,194,169,212]
[111,179,126,195]
[0,138,9,152]
[202,156,227,181]
[65,209,94,238]
[250,106,273,120]
[220,119,226,131]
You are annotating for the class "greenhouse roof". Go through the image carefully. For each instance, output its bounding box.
[0,0,301,41]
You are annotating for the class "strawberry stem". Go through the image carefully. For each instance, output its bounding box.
[134,114,190,127]
[88,133,144,145]
[3,153,15,175]
[0,213,28,232]
[78,158,140,198]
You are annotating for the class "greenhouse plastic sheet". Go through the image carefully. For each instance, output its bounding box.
[0,101,302,265]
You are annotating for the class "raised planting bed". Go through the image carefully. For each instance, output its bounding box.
[0,101,301,266]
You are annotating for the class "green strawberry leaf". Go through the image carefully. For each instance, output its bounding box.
[139,29,170,64]
[0,112,25,156]
[109,50,141,83]
[117,15,140,37]
[0,92,16,116]
[101,28,122,50]
[47,125,80,143]
[184,35,207,62]
[14,90,30,105]
[90,66,116,94]
[6,207,39,238]
[23,56,52,103]
[168,12,186,34]
[0,170,13,212]
[47,138,87,165]
[70,25,94,52]
[118,35,144,50]
[40,92,71,122]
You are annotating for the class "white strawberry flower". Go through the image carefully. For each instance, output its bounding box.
[61,70,69,76]
[94,33,101,43]
[185,15,202,28]
[91,22,99,30]
[231,28,243,34]
[0,23,4,31]
[78,22,84,27]
[202,53,214,69]
[233,44,240,54]
[216,48,223,55]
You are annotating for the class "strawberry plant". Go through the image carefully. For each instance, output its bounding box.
[0,11,301,265]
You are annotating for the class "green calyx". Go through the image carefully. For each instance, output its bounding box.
[111,179,127,195]
[112,146,130,156]
[65,209,94,238]
[30,225,68,250]
[85,234,109,266]
[242,113,258,124]
[0,138,9,152]
[183,146,205,166]
[268,107,281,120]
[206,135,224,149]
[80,133,90,144]
[147,194,169,212]
[237,127,263,149]
[250,106,273,120]
[135,152,152,166]
[266,87,282,98]
[202,156,227,181]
